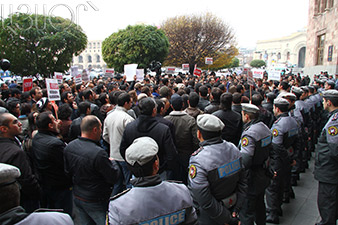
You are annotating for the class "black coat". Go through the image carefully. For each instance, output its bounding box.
[0,137,40,199]
[120,115,178,174]
[64,137,120,201]
[32,130,71,189]
[213,109,243,145]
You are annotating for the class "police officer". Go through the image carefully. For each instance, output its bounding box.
[109,137,197,225]
[238,103,272,225]
[266,98,299,224]
[188,114,247,225]
[314,90,338,225]
[0,163,73,225]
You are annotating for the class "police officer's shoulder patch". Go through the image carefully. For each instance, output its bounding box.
[189,165,197,179]
[191,147,203,156]
[241,137,249,147]
[332,113,338,121]
[328,126,338,136]
[272,129,279,137]
[110,188,131,201]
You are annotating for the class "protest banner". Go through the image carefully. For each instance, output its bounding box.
[205,57,213,65]
[193,67,202,76]
[268,69,281,81]
[247,70,254,86]
[46,78,60,101]
[70,66,79,77]
[23,78,33,92]
[124,64,138,82]
[251,69,265,79]
[182,64,189,71]
[136,69,144,81]
[166,67,176,74]
[54,72,63,84]
[104,68,115,78]
[75,74,82,85]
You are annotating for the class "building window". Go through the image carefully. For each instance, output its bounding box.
[96,55,100,63]
[88,43,92,49]
[287,52,290,60]
[317,34,325,65]
[315,0,334,14]
[78,55,83,63]
[277,52,281,60]
[88,55,92,63]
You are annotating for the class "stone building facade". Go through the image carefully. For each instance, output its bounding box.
[304,0,337,76]
[72,40,106,70]
[253,30,307,69]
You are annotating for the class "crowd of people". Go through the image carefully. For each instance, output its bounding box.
[0,69,337,225]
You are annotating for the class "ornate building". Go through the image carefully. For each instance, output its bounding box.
[253,30,307,69]
[72,40,106,70]
[304,0,337,76]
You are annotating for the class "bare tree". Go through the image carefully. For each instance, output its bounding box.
[161,12,236,73]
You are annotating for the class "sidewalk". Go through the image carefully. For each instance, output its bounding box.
[267,157,321,225]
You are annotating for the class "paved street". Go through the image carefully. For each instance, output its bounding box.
[267,156,321,225]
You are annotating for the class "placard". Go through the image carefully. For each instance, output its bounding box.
[70,66,79,77]
[193,67,202,76]
[166,67,176,74]
[75,74,82,85]
[105,68,115,78]
[268,70,281,81]
[251,69,265,79]
[136,69,144,81]
[54,72,63,84]
[124,64,138,82]
[23,78,33,92]
[205,57,213,65]
[46,78,60,101]
[81,69,89,82]
[182,64,189,71]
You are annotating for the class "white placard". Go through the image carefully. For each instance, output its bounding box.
[124,64,138,82]
[182,64,189,71]
[136,69,144,81]
[75,74,82,85]
[54,72,63,84]
[251,69,265,79]
[268,70,281,81]
[46,78,60,101]
[104,68,115,78]
[70,66,79,77]
[205,57,213,65]
[166,67,176,74]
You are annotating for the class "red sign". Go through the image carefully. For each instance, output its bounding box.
[49,83,59,89]
[182,64,189,71]
[194,68,202,76]
[23,78,33,92]
[205,57,213,65]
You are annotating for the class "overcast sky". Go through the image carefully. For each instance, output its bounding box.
[4,0,309,48]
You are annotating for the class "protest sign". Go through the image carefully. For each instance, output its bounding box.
[205,57,213,65]
[166,67,176,74]
[182,64,189,71]
[268,70,281,81]
[193,67,202,76]
[124,64,138,82]
[136,69,144,81]
[54,72,63,84]
[46,78,60,101]
[70,66,79,77]
[81,69,89,82]
[251,69,265,79]
[75,74,82,85]
[23,78,33,92]
[104,68,115,78]
[247,71,254,86]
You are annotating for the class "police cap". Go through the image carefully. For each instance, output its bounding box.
[291,87,304,95]
[0,163,20,188]
[322,90,338,99]
[197,114,224,132]
[326,80,335,86]
[241,103,259,113]
[279,92,297,101]
[125,137,158,166]
[274,98,290,107]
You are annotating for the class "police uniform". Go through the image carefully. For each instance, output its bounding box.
[266,98,299,224]
[108,137,197,225]
[188,114,247,225]
[238,104,272,225]
[0,163,73,225]
[314,90,338,225]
